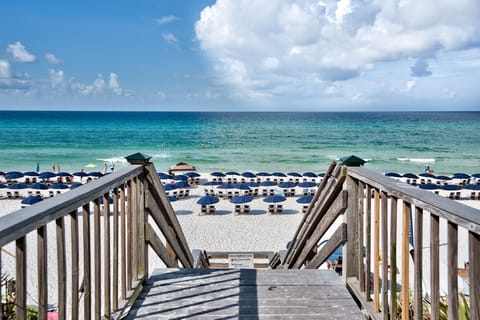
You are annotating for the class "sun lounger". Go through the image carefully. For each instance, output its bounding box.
[49,190,55,197]
[269,189,274,196]
[208,205,216,214]
[243,205,250,214]
[262,189,268,197]
[227,191,233,199]
[184,189,190,197]
[268,204,275,214]
[14,191,20,198]
[201,205,207,215]
[6,191,13,198]
[276,204,283,214]
[302,205,308,214]
[234,205,241,215]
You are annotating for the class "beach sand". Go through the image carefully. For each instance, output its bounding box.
[0,181,479,309]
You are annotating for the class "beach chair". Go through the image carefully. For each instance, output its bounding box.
[6,191,13,199]
[268,204,275,214]
[269,189,275,196]
[35,191,42,197]
[252,189,259,197]
[204,189,209,196]
[470,192,476,200]
[290,188,296,196]
[208,205,216,214]
[218,191,224,198]
[227,191,233,199]
[234,205,241,215]
[49,190,55,197]
[27,190,33,197]
[262,189,268,197]
[243,205,250,214]
[302,205,308,214]
[234,191,240,198]
[201,205,207,215]
[276,204,283,214]
[178,190,184,198]
[172,191,178,198]
[283,189,289,196]
[455,192,461,200]
[14,191,20,198]
[184,189,190,197]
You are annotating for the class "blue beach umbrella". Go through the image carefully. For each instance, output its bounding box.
[9,183,28,189]
[245,182,260,188]
[452,173,470,179]
[0,184,7,188]
[435,175,451,181]
[0,171,4,176]
[260,181,276,187]
[39,171,56,179]
[241,172,256,178]
[471,173,480,178]
[317,173,325,177]
[173,175,188,181]
[57,172,72,177]
[419,183,440,190]
[217,183,235,189]
[88,172,104,178]
[73,171,88,178]
[271,172,287,177]
[24,171,40,177]
[263,195,287,203]
[279,181,296,188]
[164,184,178,191]
[303,172,317,178]
[225,171,240,176]
[158,172,173,180]
[210,172,226,177]
[203,181,221,186]
[168,196,177,202]
[50,183,69,189]
[287,172,302,177]
[402,173,418,179]
[230,195,253,204]
[197,195,219,205]
[256,172,270,177]
[419,173,436,178]
[385,172,402,177]
[21,196,43,206]
[297,181,317,188]
[174,181,189,188]
[232,183,251,190]
[185,171,200,177]
[296,195,314,204]
[464,184,480,190]
[5,171,24,180]
[442,184,462,191]
[30,183,48,190]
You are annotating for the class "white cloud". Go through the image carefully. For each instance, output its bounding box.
[157,15,179,25]
[93,74,105,93]
[0,60,12,78]
[163,33,178,45]
[49,69,66,89]
[406,80,416,92]
[45,53,63,64]
[6,42,36,63]
[195,0,480,105]
[109,73,123,95]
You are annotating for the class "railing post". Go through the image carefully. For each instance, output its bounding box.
[344,171,360,281]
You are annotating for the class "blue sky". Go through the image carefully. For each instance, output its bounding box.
[1,0,479,111]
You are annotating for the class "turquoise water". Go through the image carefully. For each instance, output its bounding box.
[0,111,479,175]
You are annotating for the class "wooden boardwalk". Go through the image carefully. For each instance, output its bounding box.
[126,268,364,319]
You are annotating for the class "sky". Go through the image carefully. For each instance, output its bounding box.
[0,0,479,111]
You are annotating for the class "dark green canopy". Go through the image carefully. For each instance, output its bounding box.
[339,155,366,166]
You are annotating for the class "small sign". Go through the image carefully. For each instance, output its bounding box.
[228,253,254,268]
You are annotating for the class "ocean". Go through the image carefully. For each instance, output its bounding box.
[0,111,479,175]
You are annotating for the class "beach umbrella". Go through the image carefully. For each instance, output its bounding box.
[197,195,219,205]
[88,172,104,177]
[419,183,440,190]
[260,181,276,187]
[287,172,302,177]
[271,172,287,177]
[217,183,235,189]
[56,172,71,177]
[402,173,418,179]
[0,184,7,188]
[21,196,43,206]
[303,172,317,178]
[174,181,189,188]
[317,173,325,177]
[39,171,56,179]
[452,173,470,179]
[5,171,24,180]
[50,183,69,189]
[385,172,402,177]
[245,182,260,188]
[241,172,256,178]
[158,172,173,180]
[70,182,83,189]
[471,173,480,178]
[73,171,88,177]
[185,171,200,177]
[464,184,480,190]
[256,172,270,177]
[210,172,225,177]
[225,171,240,176]
[168,196,177,202]
[279,181,296,188]
[232,183,251,190]
[30,183,48,190]
[9,183,28,189]
[230,195,253,204]
[442,185,462,191]
[203,181,221,186]
[172,175,188,181]
[263,195,286,203]
[23,171,40,177]
[435,175,451,181]
[164,184,178,191]
[296,195,314,204]
[0,171,4,176]
[297,181,317,188]
[419,173,436,178]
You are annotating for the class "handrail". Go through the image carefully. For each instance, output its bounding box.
[0,158,194,319]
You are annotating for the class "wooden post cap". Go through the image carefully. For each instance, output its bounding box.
[125,152,152,164]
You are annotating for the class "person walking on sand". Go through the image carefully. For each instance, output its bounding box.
[104,162,108,174]
[52,163,56,172]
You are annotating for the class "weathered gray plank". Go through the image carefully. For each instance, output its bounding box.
[70,210,79,320]
[16,236,27,320]
[414,207,423,320]
[448,221,458,320]
[56,217,66,319]
[430,213,440,320]
[306,223,347,269]
[37,226,47,320]
[146,224,177,267]
[127,269,363,319]
[470,231,480,320]
[82,203,92,320]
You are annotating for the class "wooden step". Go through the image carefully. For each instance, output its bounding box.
[126,268,363,319]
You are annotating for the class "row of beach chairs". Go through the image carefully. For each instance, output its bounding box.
[165,189,190,198]
[0,189,65,199]
[212,177,319,184]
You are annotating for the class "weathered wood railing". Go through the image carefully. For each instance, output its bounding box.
[280,163,480,320]
[0,159,193,319]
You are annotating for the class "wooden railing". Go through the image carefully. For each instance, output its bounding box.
[280,163,480,320]
[192,250,276,269]
[0,159,193,319]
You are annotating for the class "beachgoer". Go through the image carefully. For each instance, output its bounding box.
[52,163,56,172]
[104,162,108,173]
[110,162,115,172]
